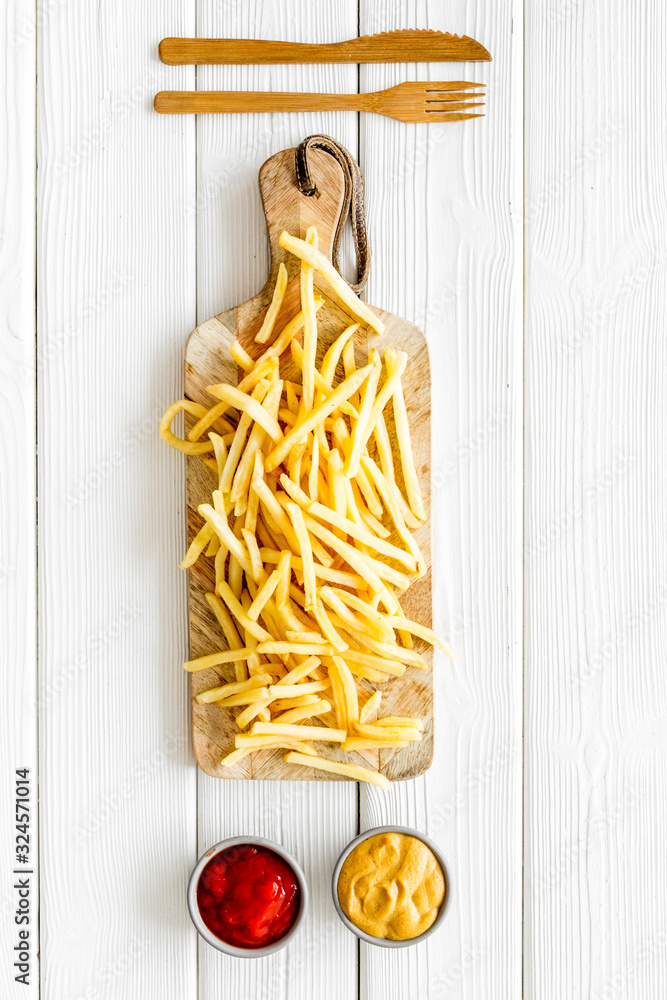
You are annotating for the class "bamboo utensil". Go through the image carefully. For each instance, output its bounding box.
[158,29,491,65]
[154,81,485,123]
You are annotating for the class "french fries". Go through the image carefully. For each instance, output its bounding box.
[160,226,455,788]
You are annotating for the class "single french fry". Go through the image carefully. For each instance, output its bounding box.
[258,641,334,657]
[392,373,426,521]
[220,747,253,767]
[300,227,318,409]
[279,232,384,334]
[250,722,345,742]
[353,722,422,742]
[310,598,348,653]
[204,592,248,681]
[308,433,319,502]
[184,647,255,673]
[272,698,331,726]
[269,694,319,712]
[286,502,317,611]
[367,348,408,432]
[211,688,271,707]
[230,379,283,503]
[216,581,272,642]
[205,384,283,443]
[284,629,321,643]
[378,614,456,657]
[247,570,281,621]
[267,681,330,699]
[180,522,214,569]
[185,401,237,443]
[256,298,324,369]
[255,262,288,344]
[346,664,392,684]
[229,339,254,372]
[359,690,383,724]
[329,655,359,730]
[284,751,390,789]
[275,655,321,686]
[345,350,383,476]
[341,738,410,752]
[198,503,253,577]
[195,673,273,702]
[320,324,359,384]
[233,736,319,756]
[235,697,272,730]
[338,648,408,677]
[373,716,424,730]
[205,532,221,557]
[287,440,308,486]
[159,400,215,454]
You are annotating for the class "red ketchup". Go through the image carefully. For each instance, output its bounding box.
[196,844,300,948]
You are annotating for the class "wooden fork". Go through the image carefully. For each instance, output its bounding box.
[154,81,485,123]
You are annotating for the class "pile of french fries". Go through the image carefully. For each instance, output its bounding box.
[160,227,454,790]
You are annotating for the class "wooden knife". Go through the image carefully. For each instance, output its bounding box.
[158,29,492,65]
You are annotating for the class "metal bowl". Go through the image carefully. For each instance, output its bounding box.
[331,825,450,948]
[188,836,308,957]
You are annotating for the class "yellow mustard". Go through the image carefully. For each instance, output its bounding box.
[337,832,446,940]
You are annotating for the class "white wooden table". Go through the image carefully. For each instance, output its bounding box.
[2,1,665,997]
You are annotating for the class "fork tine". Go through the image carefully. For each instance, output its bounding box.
[425,93,485,104]
[424,81,486,91]
[423,112,485,122]
[425,101,485,114]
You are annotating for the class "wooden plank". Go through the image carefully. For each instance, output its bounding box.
[194,3,359,998]
[357,1,523,996]
[37,5,198,998]
[0,4,38,998]
[524,3,667,998]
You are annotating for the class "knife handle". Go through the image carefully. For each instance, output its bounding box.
[160,38,358,65]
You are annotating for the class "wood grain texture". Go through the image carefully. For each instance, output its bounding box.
[159,30,492,65]
[0,4,38,998]
[185,145,433,783]
[37,3,198,998]
[524,2,667,999]
[193,4,359,999]
[357,1,523,998]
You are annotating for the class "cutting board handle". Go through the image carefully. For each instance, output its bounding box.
[258,145,350,286]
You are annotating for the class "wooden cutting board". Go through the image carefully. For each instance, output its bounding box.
[183,145,432,782]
